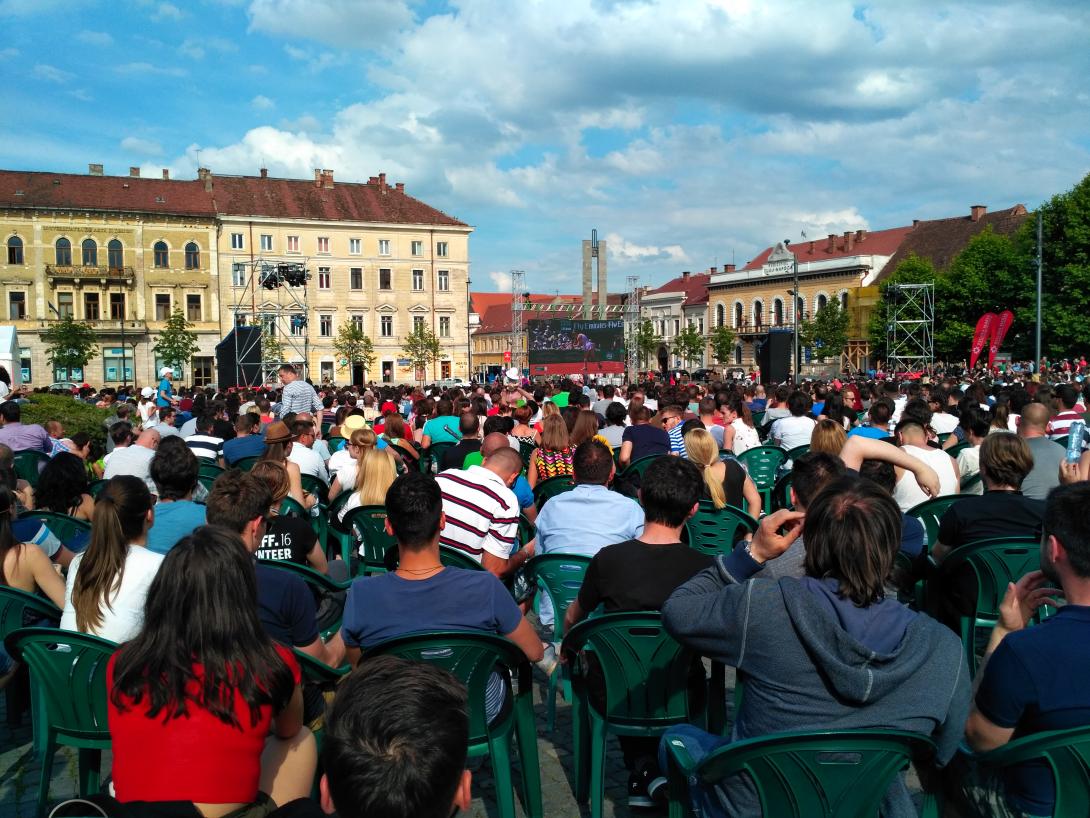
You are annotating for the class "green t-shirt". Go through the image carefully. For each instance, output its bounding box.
[550,393,569,409]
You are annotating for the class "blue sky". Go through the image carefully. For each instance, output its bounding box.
[2,0,1089,294]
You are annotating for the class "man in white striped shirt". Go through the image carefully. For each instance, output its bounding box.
[277,363,323,416]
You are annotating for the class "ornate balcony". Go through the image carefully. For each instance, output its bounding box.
[45,265,135,285]
[36,318,147,335]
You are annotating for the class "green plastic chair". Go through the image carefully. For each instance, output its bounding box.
[960,471,983,492]
[972,725,1090,818]
[562,612,716,818]
[328,436,347,453]
[88,479,109,498]
[621,454,659,482]
[663,728,938,818]
[438,545,486,571]
[232,455,261,472]
[750,411,765,429]
[785,444,810,462]
[17,511,91,551]
[1054,435,1069,451]
[517,513,536,549]
[533,475,575,510]
[518,439,537,470]
[300,473,329,499]
[198,460,224,481]
[13,450,50,487]
[256,558,349,640]
[947,441,971,459]
[737,446,787,515]
[342,505,396,575]
[526,553,592,732]
[773,471,794,511]
[4,627,117,817]
[279,496,308,517]
[366,631,544,818]
[905,494,968,553]
[682,501,758,556]
[0,587,62,752]
[420,442,455,473]
[926,538,1051,674]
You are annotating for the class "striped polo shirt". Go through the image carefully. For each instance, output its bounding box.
[436,465,520,562]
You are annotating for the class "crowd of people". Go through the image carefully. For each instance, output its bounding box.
[1,361,1089,817]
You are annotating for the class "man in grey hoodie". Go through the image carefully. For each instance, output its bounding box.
[659,476,970,817]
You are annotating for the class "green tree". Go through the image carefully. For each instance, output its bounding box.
[401,325,442,383]
[868,254,941,361]
[41,314,98,376]
[153,307,200,375]
[709,325,736,366]
[673,323,706,368]
[633,319,661,368]
[261,328,283,365]
[333,322,376,381]
[800,299,850,361]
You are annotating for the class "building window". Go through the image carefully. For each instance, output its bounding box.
[350,268,363,290]
[56,238,72,266]
[411,240,423,256]
[81,239,97,266]
[260,234,273,252]
[754,301,763,328]
[774,298,784,326]
[153,240,168,267]
[379,269,392,290]
[8,292,25,320]
[715,303,725,327]
[380,315,393,337]
[107,239,123,269]
[155,293,171,321]
[439,316,450,337]
[351,314,364,332]
[318,267,331,289]
[110,293,125,320]
[232,262,247,287]
[698,318,704,334]
[319,314,333,337]
[290,313,306,336]
[320,360,334,383]
[841,291,849,310]
[734,345,743,366]
[673,319,680,337]
[83,292,100,320]
[192,356,213,387]
[436,241,448,258]
[349,238,361,255]
[412,269,424,291]
[733,302,743,329]
[186,293,201,321]
[103,347,130,382]
[57,292,74,318]
[816,293,828,312]
[317,236,330,254]
[378,239,390,256]
[797,296,805,321]
[437,270,449,291]
[184,242,200,269]
[287,235,299,253]
[231,233,244,250]
[413,315,425,333]
[6,236,23,265]
[20,347,30,383]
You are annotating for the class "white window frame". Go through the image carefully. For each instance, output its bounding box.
[230,233,244,250]
[349,238,361,255]
[412,269,424,291]
[411,240,423,256]
[319,314,333,337]
[317,236,330,254]
[436,241,448,258]
[378,239,391,256]
[287,235,300,253]
[380,315,393,337]
[350,267,363,290]
[318,266,331,290]
[259,234,273,252]
[437,270,449,291]
[439,316,450,337]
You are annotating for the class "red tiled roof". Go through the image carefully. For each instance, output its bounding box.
[474,293,626,334]
[0,170,216,217]
[210,172,467,226]
[645,271,710,307]
[882,205,1029,278]
[740,225,914,271]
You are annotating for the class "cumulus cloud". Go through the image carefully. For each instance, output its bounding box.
[0,47,19,60]
[180,36,236,59]
[606,233,688,264]
[32,64,73,83]
[248,0,413,48]
[251,95,275,110]
[488,271,513,292]
[76,30,113,46]
[114,62,187,77]
[121,136,164,156]
[152,2,183,21]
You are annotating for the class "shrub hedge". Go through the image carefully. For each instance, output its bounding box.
[19,393,113,450]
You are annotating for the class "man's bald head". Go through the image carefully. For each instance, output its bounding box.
[136,430,161,450]
[1020,402,1050,434]
[482,446,522,483]
[480,432,512,458]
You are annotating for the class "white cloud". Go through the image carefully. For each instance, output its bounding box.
[179,36,236,59]
[114,62,187,77]
[0,0,74,14]
[488,271,513,292]
[606,233,689,264]
[68,89,93,102]
[152,2,183,21]
[32,64,73,83]
[75,30,113,46]
[0,47,18,59]
[248,0,414,48]
[121,136,164,156]
[251,95,275,110]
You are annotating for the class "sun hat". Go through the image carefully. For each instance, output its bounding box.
[159,366,173,377]
[340,414,367,439]
[140,386,155,399]
[264,421,292,445]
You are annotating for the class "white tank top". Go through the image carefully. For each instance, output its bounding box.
[893,444,959,511]
[731,418,761,455]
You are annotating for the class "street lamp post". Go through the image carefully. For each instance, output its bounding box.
[784,241,799,383]
[466,276,473,382]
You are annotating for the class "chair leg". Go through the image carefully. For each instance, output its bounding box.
[514,695,543,818]
[36,733,55,818]
[488,732,517,818]
[589,716,606,818]
[78,748,102,796]
[571,681,590,802]
[546,669,558,733]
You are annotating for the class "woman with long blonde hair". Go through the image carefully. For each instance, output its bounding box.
[810,418,848,457]
[338,446,398,522]
[683,427,761,518]
[327,426,378,502]
[528,413,575,488]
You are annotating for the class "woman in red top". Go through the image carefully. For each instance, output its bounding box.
[108,525,315,817]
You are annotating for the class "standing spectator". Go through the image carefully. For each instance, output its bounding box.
[277,364,323,416]
[0,401,51,454]
[1018,402,1066,501]
[155,366,178,410]
[136,387,159,430]
[145,437,207,555]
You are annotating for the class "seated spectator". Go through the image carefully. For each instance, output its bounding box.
[848,397,894,440]
[336,443,398,523]
[564,456,714,807]
[528,414,575,487]
[463,432,537,523]
[185,413,224,464]
[600,401,628,450]
[378,412,419,466]
[809,418,848,457]
[103,421,135,470]
[1018,402,1066,501]
[222,412,265,466]
[45,420,69,458]
[287,419,330,483]
[145,437,207,555]
[250,461,331,576]
[697,397,725,449]
[619,404,670,468]
[892,419,960,511]
[60,475,163,642]
[341,472,543,720]
[107,525,316,813]
[145,406,181,438]
[1046,383,1083,440]
[441,413,482,471]
[928,387,961,435]
[684,427,761,518]
[421,398,461,448]
[857,459,927,559]
[104,430,160,497]
[955,407,991,495]
[260,421,312,509]
[660,477,970,817]
[723,396,761,455]
[770,391,816,450]
[0,401,51,454]
[960,481,1090,818]
[35,451,95,523]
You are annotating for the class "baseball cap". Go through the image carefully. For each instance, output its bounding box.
[140,386,155,399]
[159,366,173,377]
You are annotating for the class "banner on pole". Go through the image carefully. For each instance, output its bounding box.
[970,313,997,370]
[988,310,1015,369]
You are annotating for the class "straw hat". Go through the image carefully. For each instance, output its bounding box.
[340,414,367,439]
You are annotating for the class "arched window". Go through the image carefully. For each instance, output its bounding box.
[184,242,200,269]
[56,238,71,265]
[773,298,784,326]
[6,236,23,265]
[716,303,725,328]
[816,293,828,312]
[154,241,168,268]
[753,300,763,328]
[81,238,97,266]
[107,239,123,269]
[734,344,743,365]
[733,302,743,329]
[841,291,849,310]
[797,296,805,321]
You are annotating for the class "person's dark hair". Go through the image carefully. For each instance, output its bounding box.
[1044,482,1090,578]
[979,432,1033,489]
[458,412,478,437]
[110,421,134,448]
[323,655,468,818]
[435,398,453,417]
[149,436,199,501]
[790,452,847,509]
[0,487,22,585]
[196,413,215,433]
[72,476,153,632]
[1056,383,1079,410]
[639,457,702,527]
[605,401,627,427]
[481,415,509,437]
[0,366,10,387]
[868,398,893,426]
[235,412,260,434]
[159,405,177,424]
[573,439,613,486]
[278,363,297,375]
[69,431,91,452]
[35,452,90,515]
[858,459,897,494]
[0,402,20,423]
[804,476,900,606]
[629,404,651,423]
[787,391,809,417]
[291,420,314,439]
[205,471,273,534]
[959,405,991,438]
[900,398,932,430]
[386,472,442,550]
[110,525,294,727]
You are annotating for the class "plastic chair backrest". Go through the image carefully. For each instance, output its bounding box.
[13,450,49,486]
[0,586,61,640]
[300,474,329,499]
[975,725,1090,818]
[533,475,575,510]
[518,440,536,470]
[773,471,794,510]
[906,495,967,551]
[198,461,224,479]
[947,441,971,459]
[438,546,486,571]
[292,646,349,685]
[669,728,934,818]
[562,611,696,730]
[622,455,659,480]
[256,558,349,594]
[328,437,346,453]
[527,554,591,641]
[17,511,91,550]
[343,505,396,572]
[233,456,261,472]
[786,444,810,462]
[279,496,307,518]
[1054,435,1069,451]
[960,472,983,492]
[738,446,787,489]
[328,491,354,520]
[422,442,455,473]
[88,479,109,498]
[4,627,115,744]
[517,514,536,548]
[750,411,765,428]
[683,501,758,556]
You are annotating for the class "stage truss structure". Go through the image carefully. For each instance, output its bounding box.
[885,282,934,371]
[510,269,526,375]
[625,275,641,378]
[230,257,313,386]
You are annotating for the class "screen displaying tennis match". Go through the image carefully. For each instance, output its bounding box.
[527,319,626,375]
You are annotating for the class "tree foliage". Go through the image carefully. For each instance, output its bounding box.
[709,325,736,365]
[333,323,376,380]
[633,319,661,366]
[800,299,850,361]
[153,307,200,371]
[42,315,98,372]
[401,325,442,382]
[261,328,283,364]
[673,324,705,368]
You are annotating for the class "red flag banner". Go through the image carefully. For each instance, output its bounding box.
[970,313,997,370]
[988,310,1015,368]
